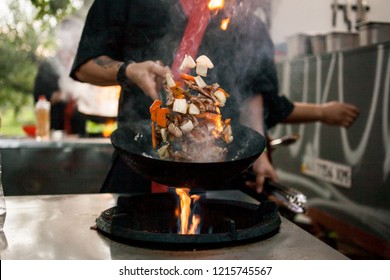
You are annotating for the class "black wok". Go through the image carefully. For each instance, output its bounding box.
[110,121,266,189]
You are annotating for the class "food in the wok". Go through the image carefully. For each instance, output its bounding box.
[150,55,233,162]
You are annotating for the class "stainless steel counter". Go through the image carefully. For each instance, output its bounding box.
[0,136,112,149]
[0,192,348,260]
[0,137,114,195]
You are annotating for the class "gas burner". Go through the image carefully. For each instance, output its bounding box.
[95,192,280,250]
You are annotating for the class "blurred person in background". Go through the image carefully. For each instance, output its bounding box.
[33,17,86,135]
[241,2,359,192]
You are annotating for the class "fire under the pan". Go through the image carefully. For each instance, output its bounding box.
[95,190,281,249]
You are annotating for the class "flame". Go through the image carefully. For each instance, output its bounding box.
[220,17,230,31]
[208,0,225,11]
[175,188,201,234]
[208,1,230,31]
[211,113,223,138]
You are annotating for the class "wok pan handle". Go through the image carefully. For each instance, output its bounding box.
[240,167,307,214]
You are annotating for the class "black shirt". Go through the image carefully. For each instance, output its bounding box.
[70,0,293,129]
[34,58,66,130]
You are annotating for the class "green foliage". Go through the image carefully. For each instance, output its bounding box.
[31,0,77,21]
[0,2,40,115]
[0,0,82,135]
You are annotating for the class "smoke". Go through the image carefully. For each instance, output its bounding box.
[49,17,119,117]
[49,17,85,97]
[55,17,83,55]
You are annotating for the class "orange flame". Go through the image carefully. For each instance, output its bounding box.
[211,113,224,138]
[175,188,201,234]
[208,0,225,11]
[220,17,230,31]
[208,0,230,31]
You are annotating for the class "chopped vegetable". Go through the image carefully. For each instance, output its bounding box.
[151,122,157,149]
[180,120,194,133]
[165,73,176,88]
[149,54,233,162]
[194,75,207,88]
[225,134,234,144]
[195,112,221,123]
[217,87,230,97]
[157,144,170,159]
[160,128,168,142]
[188,103,200,115]
[179,54,196,70]
[156,108,170,128]
[196,55,214,69]
[168,122,183,138]
[180,73,196,81]
[150,99,162,113]
[172,99,188,114]
[150,99,162,122]
[196,64,208,77]
[212,90,226,105]
[171,84,186,99]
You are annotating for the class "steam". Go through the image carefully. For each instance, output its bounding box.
[50,17,119,117]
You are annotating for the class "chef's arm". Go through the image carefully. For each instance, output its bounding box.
[74,56,121,86]
[284,101,359,128]
[74,55,170,100]
[240,95,265,136]
[240,95,279,193]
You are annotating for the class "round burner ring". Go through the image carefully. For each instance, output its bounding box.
[95,193,280,249]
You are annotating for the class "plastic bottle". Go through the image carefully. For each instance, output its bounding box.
[0,112,6,231]
[35,95,51,141]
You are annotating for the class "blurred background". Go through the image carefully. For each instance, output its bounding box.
[0,0,94,135]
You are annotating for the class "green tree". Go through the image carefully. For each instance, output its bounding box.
[0,1,40,118]
[32,0,77,20]
[0,0,88,134]
[0,0,81,109]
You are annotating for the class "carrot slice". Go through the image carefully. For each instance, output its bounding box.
[195,112,221,123]
[150,99,162,122]
[180,73,196,81]
[150,99,162,114]
[171,85,186,99]
[156,108,170,128]
[150,109,158,122]
[151,122,157,148]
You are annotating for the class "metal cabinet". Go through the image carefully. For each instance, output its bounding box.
[0,138,114,195]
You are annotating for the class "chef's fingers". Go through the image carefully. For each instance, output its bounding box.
[344,115,357,128]
[154,63,170,93]
[151,61,170,78]
[345,103,360,115]
[126,61,170,99]
[152,62,170,97]
[343,109,360,128]
[255,175,266,193]
[245,180,264,193]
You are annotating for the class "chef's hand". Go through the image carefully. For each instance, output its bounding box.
[320,101,359,128]
[245,152,279,193]
[126,61,170,100]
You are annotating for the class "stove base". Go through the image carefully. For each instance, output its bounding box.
[95,193,281,250]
